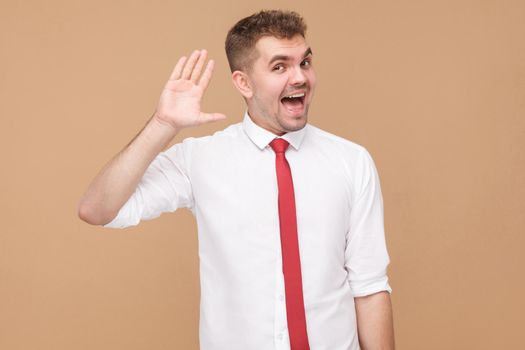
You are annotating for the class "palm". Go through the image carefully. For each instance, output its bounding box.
[155,50,225,129]
[159,80,204,127]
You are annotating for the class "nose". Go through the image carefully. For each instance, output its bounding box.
[289,65,307,86]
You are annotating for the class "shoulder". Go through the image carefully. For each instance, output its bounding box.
[188,119,242,142]
[306,123,371,161]
[305,123,379,191]
[162,120,244,166]
[168,120,243,150]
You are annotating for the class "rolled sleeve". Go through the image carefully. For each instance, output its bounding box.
[344,148,392,297]
[103,140,194,229]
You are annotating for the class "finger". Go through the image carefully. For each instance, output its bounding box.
[169,55,188,80]
[199,112,227,124]
[190,49,208,83]
[198,59,215,89]
[181,50,201,80]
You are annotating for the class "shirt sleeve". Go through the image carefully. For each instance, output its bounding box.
[344,147,392,297]
[102,140,194,229]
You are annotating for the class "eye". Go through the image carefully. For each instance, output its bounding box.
[272,64,285,72]
[301,58,312,67]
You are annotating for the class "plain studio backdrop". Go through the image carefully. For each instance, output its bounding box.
[1,0,524,349]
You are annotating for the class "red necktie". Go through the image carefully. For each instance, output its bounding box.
[270,138,310,350]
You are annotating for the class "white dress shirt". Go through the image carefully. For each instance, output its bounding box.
[104,112,392,350]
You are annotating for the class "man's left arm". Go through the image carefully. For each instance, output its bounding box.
[355,291,395,350]
[344,148,395,349]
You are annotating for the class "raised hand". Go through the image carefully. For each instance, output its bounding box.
[154,49,226,130]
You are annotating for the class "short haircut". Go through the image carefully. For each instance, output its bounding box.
[225,10,307,73]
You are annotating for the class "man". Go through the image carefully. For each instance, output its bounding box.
[78,10,395,350]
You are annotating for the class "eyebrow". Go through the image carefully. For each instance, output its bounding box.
[268,47,313,66]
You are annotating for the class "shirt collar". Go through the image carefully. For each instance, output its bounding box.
[242,111,307,151]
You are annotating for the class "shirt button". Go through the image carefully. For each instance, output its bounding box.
[277,333,283,340]
[279,294,285,301]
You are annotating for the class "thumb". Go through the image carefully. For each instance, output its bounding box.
[199,112,227,124]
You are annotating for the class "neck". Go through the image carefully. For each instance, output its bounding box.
[247,109,286,136]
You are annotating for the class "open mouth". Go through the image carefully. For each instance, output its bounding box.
[280,92,305,114]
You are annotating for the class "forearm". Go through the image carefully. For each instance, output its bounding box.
[354,291,395,350]
[78,113,178,225]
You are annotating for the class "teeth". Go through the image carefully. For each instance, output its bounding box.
[284,93,305,99]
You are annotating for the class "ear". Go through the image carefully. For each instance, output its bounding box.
[231,70,253,99]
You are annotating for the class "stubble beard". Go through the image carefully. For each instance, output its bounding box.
[277,110,308,133]
[250,94,310,135]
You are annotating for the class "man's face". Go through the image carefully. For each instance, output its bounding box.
[244,35,316,135]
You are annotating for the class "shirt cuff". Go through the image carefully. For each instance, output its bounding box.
[101,200,140,229]
[349,275,392,297]
[102,210,126,228]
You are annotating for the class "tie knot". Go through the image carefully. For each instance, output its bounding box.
[270,138,289,153]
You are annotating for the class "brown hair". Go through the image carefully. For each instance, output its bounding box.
[225,10,307,73]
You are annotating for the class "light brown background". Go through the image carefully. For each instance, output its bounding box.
[1,0,524,349]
